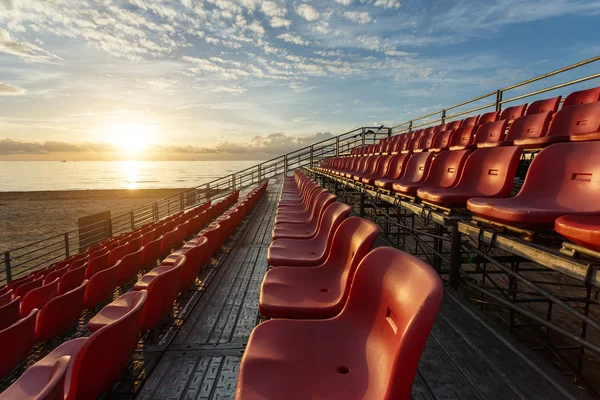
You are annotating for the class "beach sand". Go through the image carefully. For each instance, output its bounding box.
[0,188,186,252]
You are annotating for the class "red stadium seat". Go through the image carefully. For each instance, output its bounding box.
[20,278,59,318]
[141,236,163,270]
[474,119,509,148]
[515,102,600,147]
[115,246,144,287]
[478,110,500,125]
[0,289,12,307]
[43,265,69,285]
[268,203,352,267]
[108,243,129,267]
[461,115,479,127]
[417,146,522,208]
[58,263,87,295]
[163,238,209,292]
[500,104,526,123]
[275,192,336,225]
[428,129,454,152]
[526,96,561,115]
[446,126,476,151]
[467,142,600,227]
[352,156,380,182]
[0,309,37,379]
[562,86,600,108]
[159,229,178,259]
[85,251,109,279]
[500,112,552,145]
[35,280,88,342]
[83,262,119,309]
[374,153,410,190]
[14,277,43,299]
[134,257,184,332]
[259,217,380,319]
[0,355,70,400]
[0,297,21,330]
[556,216,600,253]
[237,247,443,400]
[126,236,142,253]
[393,150,470,196]
[413,129,438,152]
[390,152,434,195]
[31,290,146,399]
[360,155,395,185]
[446,120,462,130]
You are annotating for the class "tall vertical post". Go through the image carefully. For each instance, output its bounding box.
[258,164,262,183]
[449,223,462,288]
[495,89,503,111]
[408,121,413,132]
[153,202,159,222]
[441,109,446,124]
[361,128,366,146]
[335,137,339,157]
[180,193,184,212]
[4,252,12,283]
[206,183,211,201]
[232,173,236,191]
[130,210,135,229]
[310,145,314,168]
[283,155,288,176]
[64,233,70,258]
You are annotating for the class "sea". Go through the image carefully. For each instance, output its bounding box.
[0,160,262,192]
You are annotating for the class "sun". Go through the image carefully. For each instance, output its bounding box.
[108,122,157,154]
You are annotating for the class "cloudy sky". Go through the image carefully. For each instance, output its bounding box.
[0,0,599,160]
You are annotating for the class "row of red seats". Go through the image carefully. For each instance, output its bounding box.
[351,86,600,156]
[0,183,268,399]
[0,192,242,379]
[234,172,443,400]
[318,139,600,251]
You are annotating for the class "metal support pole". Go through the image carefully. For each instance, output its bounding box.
[310,145,314,168]
[441,109,446,124]
[232,173,236,191]
[130,210,135,229]
[180,193,185,212]
[449,223,462,288]
[361,128,366,147]
[258,164,262,183]
[4,252,12,283]
[335,137,340,157]
[206,183,211,201]
[153,202,159,223]
[495,89,503,111]
[408,121,413,132]
[64,233,70,258]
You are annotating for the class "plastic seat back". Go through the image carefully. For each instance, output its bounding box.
[474,119,508,145]
[526,96,561,115]
[58,263,87,295]
[360,156,380,176]
[306,193,336,224]
[340,247,443,400]
[141,230,156,246]
[447,126,476,148]
[322,217,380,302]
[429,129,453,151]
[511,142,600,211]
[563,86,600,108]
[179,239,209,291]
[108,243,129,268]
[461,115,479,127]
[417,130,437,150]
[0,289,12,307]
[21,278,59,318]
[159,229,178,258]
[381,153,410,179]
[369,155,394,178]
[478,110,500,125]
[14,277,43,299]
[36,280,87,342]
[0,355,70,400]
[86,251,110,279]
[126,236,142,254]
[83,262,119,309]
[455,146,522,196]
[547,101,600,140]
[499,104,526,123]
[44,265,69,285]
[313,203,352,252]
[434,123,448,133]
[399,152,434,183]
[67,291,147,399]
[505,112,552,142]
[141,236,163,270]
[68,258,87,271]
[422,150,470,188]
[116,246,145,287]
[0,309,37,379]
[138,265,180,332]
[0,297,21,330]
[446,120,462,130]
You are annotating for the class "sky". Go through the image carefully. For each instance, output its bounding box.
[0,0,599,161]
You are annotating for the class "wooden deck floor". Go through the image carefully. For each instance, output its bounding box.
[126,176,591,400]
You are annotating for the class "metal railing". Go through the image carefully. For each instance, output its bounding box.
[0,126,390,284]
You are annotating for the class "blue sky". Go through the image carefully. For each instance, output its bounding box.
[0,0,599,160]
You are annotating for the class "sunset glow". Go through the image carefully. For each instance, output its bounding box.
[108,123,157,154]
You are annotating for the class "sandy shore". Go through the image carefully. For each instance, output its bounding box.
[0,188,187,252]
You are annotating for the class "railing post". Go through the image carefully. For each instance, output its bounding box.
[232,173,236,191]
[408,121,413,132]
[258,164,262,183]
[361,128,366,146]
[130,210,135,229]
[284,155,288,176]
[335,137,340,157]
[495,89,503,111]
[180,193,184,212]
[64,233,70,258]
[387,128,391,138]
[4,252,12,283]
[206,183,211,201]
[310,145,314,168]
[153,202,159,222]
[441,109,446,124]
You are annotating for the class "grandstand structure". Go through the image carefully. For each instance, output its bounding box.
[0,56,600,399]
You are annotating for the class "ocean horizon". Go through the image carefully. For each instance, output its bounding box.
[0,160,261,192]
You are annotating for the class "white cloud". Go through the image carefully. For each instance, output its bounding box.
[211,85,247,94]
[276,32,311,46]
[335,0,353,4]
[362,0,401,8]
[343,11,373,24]
[248,20,265,36]
[311,21,330,34]
[0,81,26,95]
[296,4,320,21]
[0,28,60,63]
[261,1,286,17]
[270,17,291,28]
